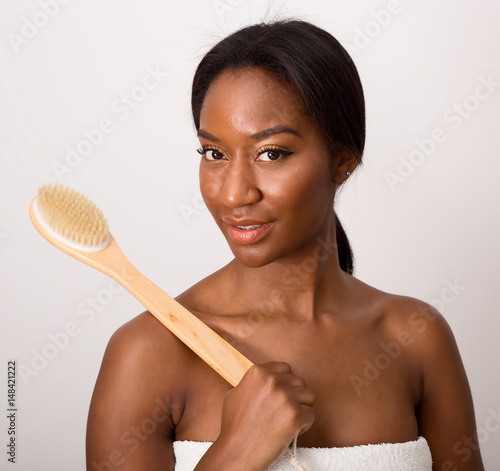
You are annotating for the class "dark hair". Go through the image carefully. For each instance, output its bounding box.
[191,19,365,275]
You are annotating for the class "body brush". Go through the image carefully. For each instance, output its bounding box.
[29,183,253,387]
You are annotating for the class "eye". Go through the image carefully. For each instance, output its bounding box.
[256,146,294,162]
[197,146,225,161]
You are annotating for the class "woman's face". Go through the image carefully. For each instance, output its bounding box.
[198,67,339,268]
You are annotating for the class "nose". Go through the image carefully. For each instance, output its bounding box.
[219,159,262,208]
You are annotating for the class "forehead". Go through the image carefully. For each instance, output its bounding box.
[199,67,312,135]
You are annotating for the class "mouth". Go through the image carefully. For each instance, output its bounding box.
[235,224,262,230]
[222,219,273,245]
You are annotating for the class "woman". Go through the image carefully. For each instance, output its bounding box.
[86,20,484,470]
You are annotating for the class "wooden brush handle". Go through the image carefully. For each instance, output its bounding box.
[107,236,254,386]
[30,199,253,386]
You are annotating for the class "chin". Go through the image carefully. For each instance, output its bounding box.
[228,244,279,269]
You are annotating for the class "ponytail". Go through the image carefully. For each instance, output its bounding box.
[335,212,354,275]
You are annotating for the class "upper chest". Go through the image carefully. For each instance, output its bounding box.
[173,314,422,446]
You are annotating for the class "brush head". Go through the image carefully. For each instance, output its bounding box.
[33,183,110,252]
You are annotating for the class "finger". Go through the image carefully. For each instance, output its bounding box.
[294,387,316,407]
[282,373,306,389]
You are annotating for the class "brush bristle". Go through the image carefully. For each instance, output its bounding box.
[36,184,109,247]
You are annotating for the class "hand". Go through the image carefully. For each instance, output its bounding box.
[216,362,316,469]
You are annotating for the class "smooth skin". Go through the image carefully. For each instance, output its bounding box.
[86,67,485,470]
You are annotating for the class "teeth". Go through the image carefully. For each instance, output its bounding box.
[237,225,261,230]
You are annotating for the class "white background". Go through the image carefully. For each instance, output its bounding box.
[1,0,499,469]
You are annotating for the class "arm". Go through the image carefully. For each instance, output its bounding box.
[413,304,485,470]
[86,313,181,471]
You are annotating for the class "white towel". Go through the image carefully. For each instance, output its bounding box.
[173,436,432,470]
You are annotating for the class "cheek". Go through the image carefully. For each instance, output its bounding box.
[263,166,334,219]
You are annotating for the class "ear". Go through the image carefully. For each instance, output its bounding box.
[331,147,359,184]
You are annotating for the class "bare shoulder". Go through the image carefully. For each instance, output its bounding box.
[100,310,199,398]
[348,276,462,380]
[109,309,190,355]
[374,289,468,384]
[375,290,457,358]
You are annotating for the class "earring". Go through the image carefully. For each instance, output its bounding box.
[346,171,351,176]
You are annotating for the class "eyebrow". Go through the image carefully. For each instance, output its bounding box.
[197,125,303,142]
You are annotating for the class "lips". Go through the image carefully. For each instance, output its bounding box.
[222,218,273,245]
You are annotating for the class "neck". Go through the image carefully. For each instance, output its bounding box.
[227,227,350,321]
